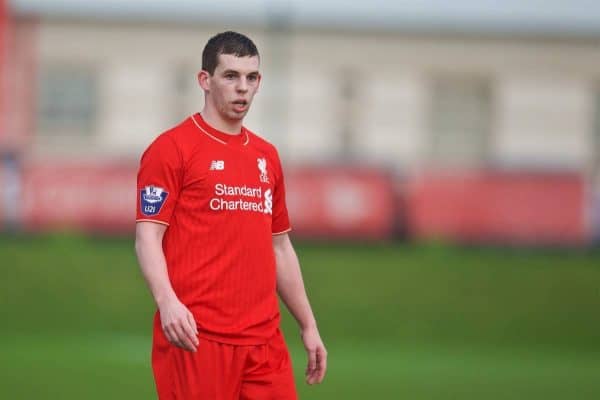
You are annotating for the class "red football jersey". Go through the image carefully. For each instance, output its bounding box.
[137,113,291,345]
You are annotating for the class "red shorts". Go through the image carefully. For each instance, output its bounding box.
[152,321,298,400]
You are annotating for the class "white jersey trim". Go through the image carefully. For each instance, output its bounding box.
[272,227,292,236]
[191,114,227,145]
[191,114,250,146]
[136,219,170,226]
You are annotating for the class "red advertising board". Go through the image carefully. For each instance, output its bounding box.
[20,161,136,232]
[285,166,397,239]
[407,171,586,245]
[9,161,589,244]
[15,162,398,238]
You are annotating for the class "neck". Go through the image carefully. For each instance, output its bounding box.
[200,105,243,135]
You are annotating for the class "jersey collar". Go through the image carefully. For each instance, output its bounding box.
[191,113,249,146]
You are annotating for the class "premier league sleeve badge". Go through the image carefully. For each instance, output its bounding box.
[140,185,169,216]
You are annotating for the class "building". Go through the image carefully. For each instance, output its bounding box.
[2,0,600,242]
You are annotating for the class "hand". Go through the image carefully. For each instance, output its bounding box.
[301,326,327,385]
[158,297,199,352]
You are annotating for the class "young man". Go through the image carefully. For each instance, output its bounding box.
[135,31,327,399]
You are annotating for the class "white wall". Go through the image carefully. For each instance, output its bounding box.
[494,76,594,169]
[28,19,600,171]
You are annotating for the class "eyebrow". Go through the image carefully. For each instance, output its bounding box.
[222,69,259,76]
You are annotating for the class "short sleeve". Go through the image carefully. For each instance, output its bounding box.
[136,134,183,225]
[271,150,291,235]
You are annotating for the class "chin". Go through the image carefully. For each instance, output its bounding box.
[229,111,248,120]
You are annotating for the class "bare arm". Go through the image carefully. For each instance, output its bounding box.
[135,221,198,352]
[273,233,327,385]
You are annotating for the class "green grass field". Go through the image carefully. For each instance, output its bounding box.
[1,234,600,399]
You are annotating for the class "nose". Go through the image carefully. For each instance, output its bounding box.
[236,77,248,92]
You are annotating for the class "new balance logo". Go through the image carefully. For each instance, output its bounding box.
[210,160,225,171]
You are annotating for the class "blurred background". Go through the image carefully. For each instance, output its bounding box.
[1,0,600,398]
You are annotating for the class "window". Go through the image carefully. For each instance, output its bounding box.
[37,66,97,135]
[337,68,360,159]
[429,77,491,167]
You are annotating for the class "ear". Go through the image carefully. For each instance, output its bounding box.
[198,70,211,91]
[255,72,262,93]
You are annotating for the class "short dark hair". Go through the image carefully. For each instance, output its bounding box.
[202,31,259,75]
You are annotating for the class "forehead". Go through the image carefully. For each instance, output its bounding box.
[215,54,260,73]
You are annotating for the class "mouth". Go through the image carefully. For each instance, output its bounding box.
[232,100,248,112]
